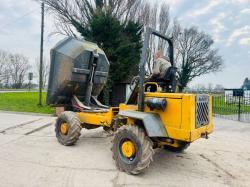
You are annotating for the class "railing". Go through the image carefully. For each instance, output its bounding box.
[212,94,250,123]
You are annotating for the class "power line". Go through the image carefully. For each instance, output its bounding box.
[0,7,40,30]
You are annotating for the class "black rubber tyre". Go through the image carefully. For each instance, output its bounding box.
[111,125,154,175]
[164,142,190,153]
[55,111,82,146]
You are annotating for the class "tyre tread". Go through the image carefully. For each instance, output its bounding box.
[55,111,81,146]
[111,125,154,175]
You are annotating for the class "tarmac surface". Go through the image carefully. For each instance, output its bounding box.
[215,113,250,123]
[0,112,250,187]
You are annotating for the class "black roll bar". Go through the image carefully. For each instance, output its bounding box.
[138,27,174,111]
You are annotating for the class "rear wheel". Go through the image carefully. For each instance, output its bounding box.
[55,111,82,146]
[111,125,154,175]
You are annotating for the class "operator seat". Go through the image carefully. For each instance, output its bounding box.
[146,54,177,93]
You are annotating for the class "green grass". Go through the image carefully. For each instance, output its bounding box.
[212,95,250,115]
[0,92,249,116]
[0,88,36,91]
[0,92,54,114]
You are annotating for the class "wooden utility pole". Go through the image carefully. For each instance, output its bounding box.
[38,2,44,105]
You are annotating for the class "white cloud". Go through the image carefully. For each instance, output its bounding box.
[187,0,222,17]
[227,25,250,46]
[240,8,250,14]
[0,0,62,64]
[209,12,227,42]
[231,0,250,4]
[240,37,250,45]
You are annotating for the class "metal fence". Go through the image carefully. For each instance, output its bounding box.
[212,94,250,123]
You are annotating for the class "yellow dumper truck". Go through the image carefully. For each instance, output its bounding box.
[47,27,213,174]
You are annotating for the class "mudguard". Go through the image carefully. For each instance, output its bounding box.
[119,110,168,137]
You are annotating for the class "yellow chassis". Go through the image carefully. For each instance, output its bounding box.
[76,92,213,148]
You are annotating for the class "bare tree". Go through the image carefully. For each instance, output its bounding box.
[0,50,12,87]
[134,5,222,92]
[9,54,31,88]
[157,3,170,51]
[207,83,213,93]
[42,0,223,93]
[41,0,142,37]
[35,57,50,89]
[42,0,173,74]
[214,84,224,93]
[1,50,32,88]
[176,27,223,92]
[0,50,7,73]
[134,2,158,73]
[194,84,206,93]
[132,1,172,73]
[0,50,8,86]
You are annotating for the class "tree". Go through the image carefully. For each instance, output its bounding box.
[242,77,250,90]
[35,57,50,89]
[214,84,224,93]
[42,0,142,36]
[59,9,143,84]
[193,84,206,93]
[43,0,223,95]
[0,50,8,86]
[80,11,142,104]
[131,1,173,73]
[0,50,13,87]
[130,2,220,93]
[207,83,213,93]
[0,50,31,88]
[43,0,143,104]
[9,54,31,88]
[176,27,223,92]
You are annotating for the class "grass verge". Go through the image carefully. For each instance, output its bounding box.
[0,92,54,114]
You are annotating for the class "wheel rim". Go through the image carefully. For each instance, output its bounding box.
[60,122,69,135]
[121,140,136,158]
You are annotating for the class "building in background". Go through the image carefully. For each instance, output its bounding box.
[225,88,250,105]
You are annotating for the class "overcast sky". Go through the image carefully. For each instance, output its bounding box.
[0,0,249,88]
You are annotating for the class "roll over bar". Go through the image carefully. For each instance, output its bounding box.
[138,27,174,111]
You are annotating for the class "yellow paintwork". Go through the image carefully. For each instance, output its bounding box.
[74,89,213,146]
[76,108,114,127]
[60,122,69,135]
[119,92,213,143]
[144,82,161,92]
[143,92,213,142]
[121,140,136,158]
[119,104,137,111]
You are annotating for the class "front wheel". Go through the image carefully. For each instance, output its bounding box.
[55,111,82,146]
[111,125,154,175]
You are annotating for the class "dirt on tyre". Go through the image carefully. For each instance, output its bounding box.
[111,125,154,175]
[55,111,82,146]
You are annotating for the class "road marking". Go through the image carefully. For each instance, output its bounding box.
[25,122,53,135]
[199,153,235,179]
[0,118,43,134]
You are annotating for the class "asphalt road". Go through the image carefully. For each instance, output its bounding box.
[215,113,250,123]
[0,112,250,187]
